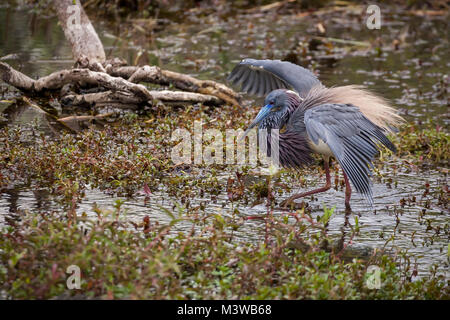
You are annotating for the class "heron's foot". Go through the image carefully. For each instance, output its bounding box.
[345,202,351,214]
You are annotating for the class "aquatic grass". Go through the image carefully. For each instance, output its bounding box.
[0,114,448,215]
[0,109,448,300]
[0,205,447,299]
[393,122,449,167]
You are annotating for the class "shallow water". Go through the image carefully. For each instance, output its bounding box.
[0,4,448,279]
[0,167,447,278]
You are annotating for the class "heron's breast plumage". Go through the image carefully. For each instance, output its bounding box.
[307,137,333,157]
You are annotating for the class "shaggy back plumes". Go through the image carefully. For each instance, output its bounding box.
[301,85,404,132]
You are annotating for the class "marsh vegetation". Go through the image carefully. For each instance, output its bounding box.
[0,0,448,299]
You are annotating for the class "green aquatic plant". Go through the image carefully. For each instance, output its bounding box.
[0,205,447,299]
[394,122,449,166]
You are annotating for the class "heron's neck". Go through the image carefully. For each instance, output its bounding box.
[285,91,303,113]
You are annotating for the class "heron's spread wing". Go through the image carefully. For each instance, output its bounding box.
[227,59,321,97]
[304,103,396,205]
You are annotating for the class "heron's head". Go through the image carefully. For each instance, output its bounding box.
[243,89,301,137]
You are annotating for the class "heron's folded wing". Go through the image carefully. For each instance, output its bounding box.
[304,103,396,205]
[227,59,322,97]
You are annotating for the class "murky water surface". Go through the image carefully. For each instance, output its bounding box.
[0,5,448,278]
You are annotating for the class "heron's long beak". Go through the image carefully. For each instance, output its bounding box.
[241,104,272,140]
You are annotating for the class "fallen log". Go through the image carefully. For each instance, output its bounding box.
[107,65,240,106]
[0,62,36,92]
[0,64,150,99]
[1,62,225,108]
[57,112,116,131]
[62,89,221,108]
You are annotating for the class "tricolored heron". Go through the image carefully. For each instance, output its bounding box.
[228,59,403,211]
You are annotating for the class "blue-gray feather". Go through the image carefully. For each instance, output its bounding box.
[301,103,396,204]
[227,59,322,97]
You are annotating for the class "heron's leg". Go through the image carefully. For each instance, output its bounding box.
[280,158,331,208]
[343,171,352,212]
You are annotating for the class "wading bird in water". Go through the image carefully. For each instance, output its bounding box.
[228,59,403,211]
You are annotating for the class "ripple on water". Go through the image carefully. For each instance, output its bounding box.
[1,169,447,279]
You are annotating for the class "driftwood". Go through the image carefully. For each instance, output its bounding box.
[0,0,239,121]
[108,65,239,106]
[0,62,223,106]
[0,62,36,92]
[0,63,150,99]
[57,113,116,132]
[62,90,221,108]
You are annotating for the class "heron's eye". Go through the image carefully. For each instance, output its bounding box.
[271,105,281,112]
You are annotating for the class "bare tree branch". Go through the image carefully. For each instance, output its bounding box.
[107,65,240,106]
[62,90,221,108]
[0,62,35,91]
[53,0,106,63]
[1,62,224,107]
